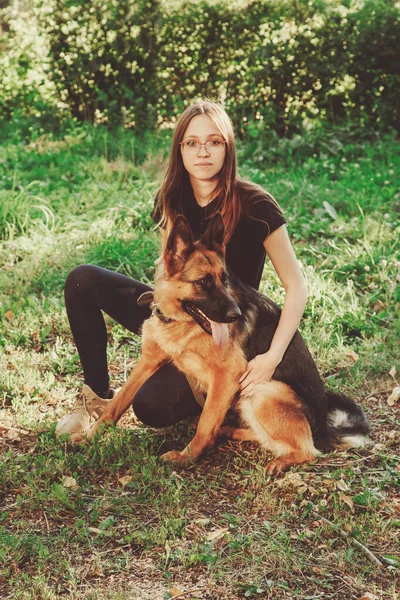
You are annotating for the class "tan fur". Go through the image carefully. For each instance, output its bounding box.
[237,382,320,474]
[74,244,319,474]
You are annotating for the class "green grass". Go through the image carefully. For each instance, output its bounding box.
[0,123,399,599]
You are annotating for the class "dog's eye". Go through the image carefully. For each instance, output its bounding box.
[197,276,214,289]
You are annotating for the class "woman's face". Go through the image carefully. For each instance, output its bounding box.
[180,114,226,183]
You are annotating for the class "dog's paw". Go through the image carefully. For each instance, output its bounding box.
[265,458,287,475]
[161,450,189,464]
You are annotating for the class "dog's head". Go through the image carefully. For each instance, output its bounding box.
[155,213,241,346]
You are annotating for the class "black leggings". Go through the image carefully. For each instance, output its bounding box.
[64,265,202,427]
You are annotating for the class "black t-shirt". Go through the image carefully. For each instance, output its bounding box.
[151,181,286,290]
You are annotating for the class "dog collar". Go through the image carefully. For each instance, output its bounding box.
[137,291,174,325]
[153,306,174,324]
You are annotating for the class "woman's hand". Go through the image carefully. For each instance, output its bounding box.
[239,351,281,393]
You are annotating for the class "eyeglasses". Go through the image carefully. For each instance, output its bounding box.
[180,139,227,155]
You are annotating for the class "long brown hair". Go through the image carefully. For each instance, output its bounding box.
[155,100,282,242]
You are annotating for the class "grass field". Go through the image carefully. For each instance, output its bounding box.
[0,124,399,599]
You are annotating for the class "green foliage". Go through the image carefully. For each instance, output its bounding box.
[37,0,160,131]
[1,0,399,134]
[0,2,59,132]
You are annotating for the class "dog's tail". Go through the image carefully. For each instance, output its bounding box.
[325,390,370,449]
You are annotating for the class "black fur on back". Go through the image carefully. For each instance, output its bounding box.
[229,274,369,449]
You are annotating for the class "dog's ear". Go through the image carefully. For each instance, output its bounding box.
[164,215,195,275]
[201,212,225,252]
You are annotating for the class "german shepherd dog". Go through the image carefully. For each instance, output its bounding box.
[75,213,370,473]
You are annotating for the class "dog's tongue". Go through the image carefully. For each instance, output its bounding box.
[209,320,229,347]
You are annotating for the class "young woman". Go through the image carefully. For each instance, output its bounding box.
[56,100,307,436]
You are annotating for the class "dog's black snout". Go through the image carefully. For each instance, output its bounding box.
[225,307,242,322]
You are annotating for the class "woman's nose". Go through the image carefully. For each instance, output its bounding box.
[198,143,211,156]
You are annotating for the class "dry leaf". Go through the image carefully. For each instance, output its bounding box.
[341,494,354,510]
[312,566,322,573]
[389,366,397,379]
[169,589,188,600]
[164,540,171,563]
[4,310,14,321]
[118,475,132,487]
[323,200,338,219]
[373,443,385,451]
[194,518,210,526]
[387,386,400,406]
[170,470,184,481]
[62,476,78,489]
[87,526,104,535]
[359,593,379,600]
[4,428,21,442]
[279,472,304,488]
[311,519,324,528]
[90,563,105,577]
[343,350,359,363]
[336,479,348,491]
[206,527,229,542]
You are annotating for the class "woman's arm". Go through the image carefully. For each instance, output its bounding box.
[239,224,307,391]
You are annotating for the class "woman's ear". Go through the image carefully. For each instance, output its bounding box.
[164,215,195,275]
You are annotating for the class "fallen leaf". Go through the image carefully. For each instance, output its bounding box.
[341,495,354,510]
[359,593,379,600]
[387,386,400,406]
[373,443,385,451]
[194,518,210,526]
[206,527,229,542]
[343,350,359,363]
[389,366,397,379]
[118,475,132,487]
[4,310,14,321]
[62,476,78,489]
[336,479,348,491]
[90,564,105,577]
[382,555,400,567]
[323,200,338,220]
[4,428,21,442]
[311,519,324,528]
[312,566,322,574]
[169,589,188,600]
[279,472,304,488]
[165,540,171,563]
[87,526,104,535]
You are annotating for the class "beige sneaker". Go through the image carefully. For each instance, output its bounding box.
[55,384,110,436]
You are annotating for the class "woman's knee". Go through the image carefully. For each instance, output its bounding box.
[133,385,170,428]
[64,264,99,298]
[132,368,202,428]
